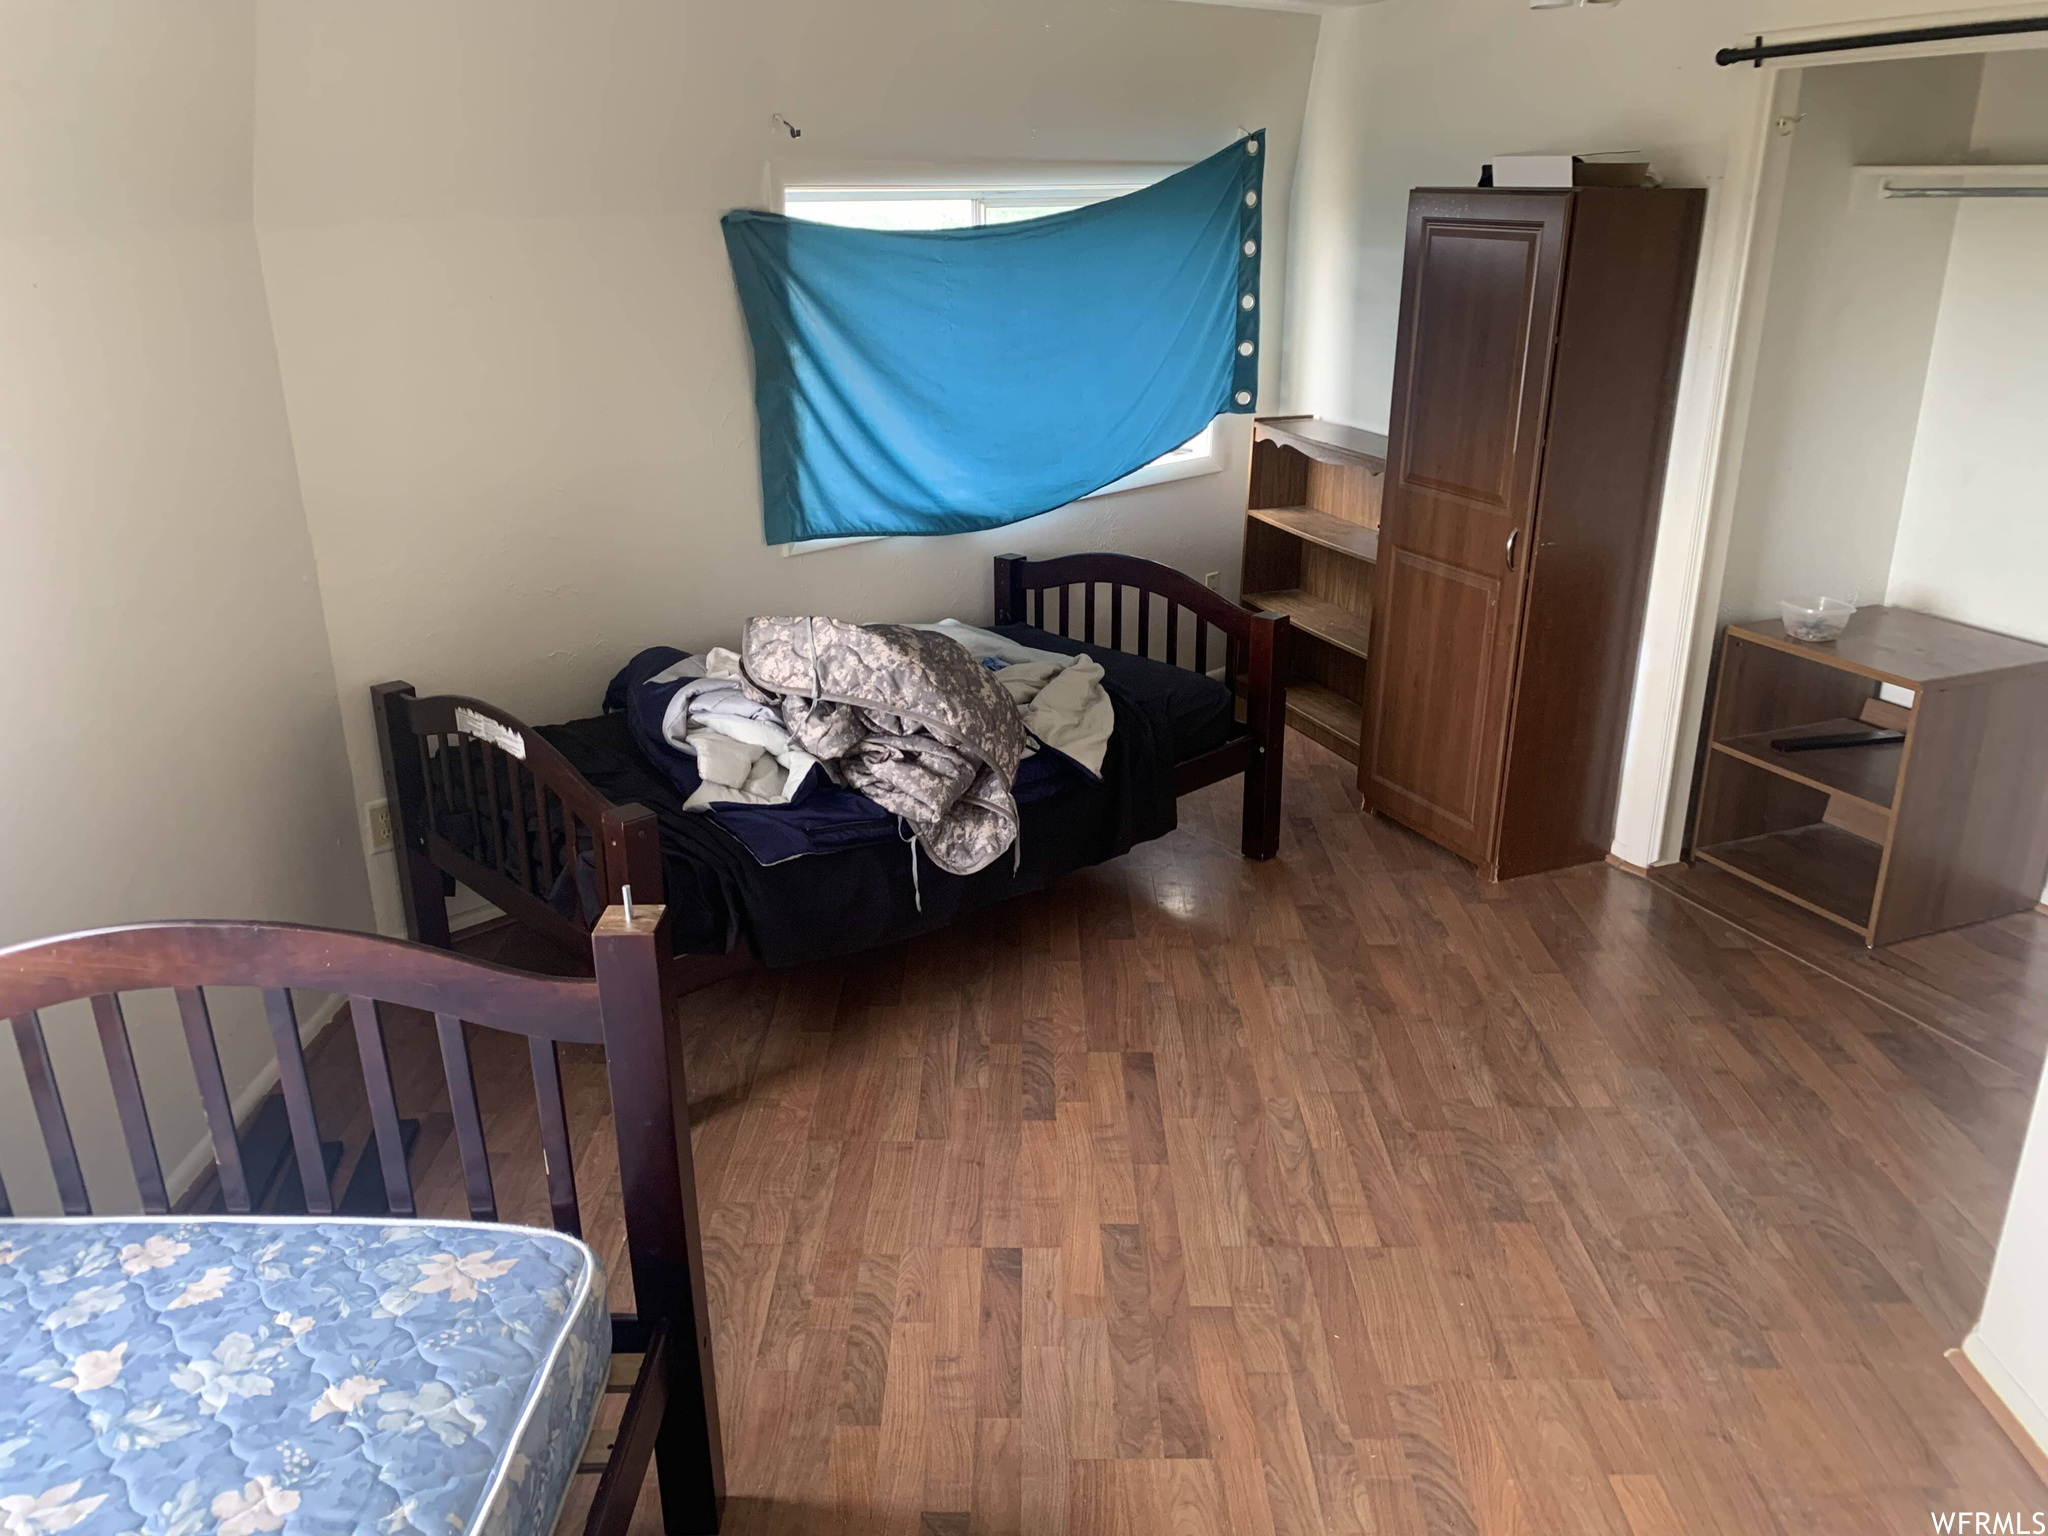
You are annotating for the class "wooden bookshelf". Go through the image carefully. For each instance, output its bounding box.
[1241,416,1387,762]
[1690,607,2048,946]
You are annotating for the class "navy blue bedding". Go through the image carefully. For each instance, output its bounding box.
[436,630,1240,967]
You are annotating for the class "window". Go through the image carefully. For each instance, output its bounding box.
[776,183,1221,552]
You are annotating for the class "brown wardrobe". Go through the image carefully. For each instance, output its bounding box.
[1359,186,1705,881]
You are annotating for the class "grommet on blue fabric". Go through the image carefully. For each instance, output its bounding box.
[1227,128,1263,418]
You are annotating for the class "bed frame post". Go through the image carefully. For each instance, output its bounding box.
[1239,614,1289,860]
[993,553,1027,626]
[593,903,725,1534]
[372,681,453,950]
[600,802,666,908]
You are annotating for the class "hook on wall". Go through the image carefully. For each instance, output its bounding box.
[772,113,802,140]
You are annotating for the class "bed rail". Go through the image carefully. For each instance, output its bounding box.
[993,551,1290,858]
[372,683,665,959]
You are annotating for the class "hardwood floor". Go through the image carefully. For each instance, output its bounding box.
[1648,857,2048,1086]
[332,730,2048,1535]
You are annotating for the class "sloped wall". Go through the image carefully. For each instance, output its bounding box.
[0,1,373,1210]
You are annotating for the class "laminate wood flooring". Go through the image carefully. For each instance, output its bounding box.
[336,731,2048,1534]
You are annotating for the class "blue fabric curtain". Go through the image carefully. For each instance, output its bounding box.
[723,132,1265,545]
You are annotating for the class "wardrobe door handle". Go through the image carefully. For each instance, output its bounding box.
[1505,529,1520,571]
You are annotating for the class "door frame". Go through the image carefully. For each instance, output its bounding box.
[1612,3,2048,870]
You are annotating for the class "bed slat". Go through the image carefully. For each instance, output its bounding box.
[1110,586,1124,651]
[91,994,169,1213]
[534,777,558,892]
[455,738,479,853]
[530,1036,583,1237]
[480,744,510,877]
[264,988,334,1215]
[1032,587,1044,628]
[433,736,455,818]
[1137,592,1151,658]
[1195,620,1209,677]
[176,987,252,1213]
[567,814,590,926]
[436,1013,498,1221]
[350,995,416,1216]
[1058,583,1070,637]
[11,1011,91,1214]
[560,809,579,919]
[502,758,534,894]
[1167,603,1182,667]
[417,736,444,823]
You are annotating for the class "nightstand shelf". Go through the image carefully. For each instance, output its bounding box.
[1690,607,2048,946]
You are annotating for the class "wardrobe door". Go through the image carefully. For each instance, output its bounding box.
[1358,191,1570,871]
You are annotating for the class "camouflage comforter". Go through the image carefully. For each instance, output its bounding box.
[740,617,1029,875]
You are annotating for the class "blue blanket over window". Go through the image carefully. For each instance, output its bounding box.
[722,132,1265,545]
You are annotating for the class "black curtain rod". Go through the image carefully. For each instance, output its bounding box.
[1716,13,2048,66]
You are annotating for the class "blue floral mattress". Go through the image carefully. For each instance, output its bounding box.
[0,1217,609,1536]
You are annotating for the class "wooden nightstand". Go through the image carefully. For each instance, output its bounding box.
[1691,606,2048,946]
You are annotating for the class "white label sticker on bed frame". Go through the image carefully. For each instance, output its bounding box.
[456,706,526,760]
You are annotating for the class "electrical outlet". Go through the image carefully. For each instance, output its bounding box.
[1204,571,1221,591]
[365,799,395,853]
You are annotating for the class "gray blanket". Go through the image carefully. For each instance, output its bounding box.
[741,617,1029,875]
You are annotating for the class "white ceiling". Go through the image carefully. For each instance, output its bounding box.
[1163,0,1384,13]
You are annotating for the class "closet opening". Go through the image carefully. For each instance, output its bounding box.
[1676,42,2048,945]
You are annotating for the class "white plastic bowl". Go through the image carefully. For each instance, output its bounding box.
[1780,595,1856,643]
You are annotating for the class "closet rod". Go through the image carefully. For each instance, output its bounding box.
[1884,182,2048,198]
[1716,14,2048,67]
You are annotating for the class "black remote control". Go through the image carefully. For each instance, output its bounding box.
[1770,728,1905,753]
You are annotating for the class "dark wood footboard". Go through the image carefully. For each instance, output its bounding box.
[994,551,1291,859]
[371,682,752,995]
[372,682,668,956]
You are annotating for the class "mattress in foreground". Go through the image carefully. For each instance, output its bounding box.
[0,1217,608,1536]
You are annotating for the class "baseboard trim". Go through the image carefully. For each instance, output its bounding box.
[1951,1335,2048,1488]
[1605,853,1654,879]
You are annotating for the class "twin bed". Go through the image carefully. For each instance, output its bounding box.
[374,552,1291,989]
[0,907,718,1536]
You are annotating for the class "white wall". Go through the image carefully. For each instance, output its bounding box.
[1924,50,2048,1456]
[1716,55,1981,623]
[0,2,374,1210]
[1887,49,2048,647]
[252,0,1321,935]
[1278,0,2042,867]
[1969,1069,2048,1466]
[1284,0,1755,434]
